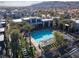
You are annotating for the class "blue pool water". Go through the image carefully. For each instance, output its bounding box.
[31,29,54,43]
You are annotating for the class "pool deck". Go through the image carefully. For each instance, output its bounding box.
[31,37,42,57]
[39,37,55,47]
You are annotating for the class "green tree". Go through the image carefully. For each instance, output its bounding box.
[22,22,35,57]
[54,32,65,47]
[18,34,27,58]
[11,31,19,58]
[5,16,13,57]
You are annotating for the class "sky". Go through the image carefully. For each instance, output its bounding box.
[0,1,42,7]
[0,0,79,7]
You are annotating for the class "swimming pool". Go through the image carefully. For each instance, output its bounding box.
[31,29,54,43]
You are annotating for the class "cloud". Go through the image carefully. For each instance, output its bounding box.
[0,1,42,7]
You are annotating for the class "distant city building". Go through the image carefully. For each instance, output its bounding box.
[71,19,79,33]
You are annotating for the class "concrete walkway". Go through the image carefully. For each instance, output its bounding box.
[31,38,42,57]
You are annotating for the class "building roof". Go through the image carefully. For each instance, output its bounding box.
[23,17,41,20]
[71,19,79,24]
[41,19,53,21]
[0,22,6,24]
[75,20,79,24]
[0,28,5,32]
[0,19,6,25]
[0,19,5,22]
[0,34,4,41]
[12,19,22,23]
[23,17,30,20]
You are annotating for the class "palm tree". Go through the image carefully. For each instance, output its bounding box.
[6,18,21,57]
[10,22,24,57]
[10,30,19,58]
[53,18,59,30]
[54,32,65,47]
[22,22,35,57]
[10,23,26,57]
[17,45,23,58]
[5,16,13,57]
[22,22,33,45]
[18,34,27,58]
